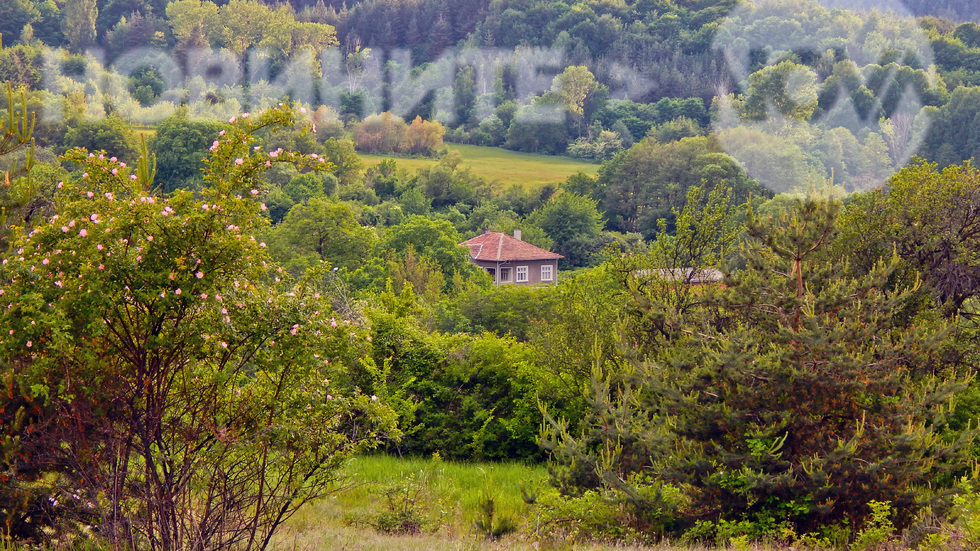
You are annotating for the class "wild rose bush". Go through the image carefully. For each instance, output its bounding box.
[0,106,398,549]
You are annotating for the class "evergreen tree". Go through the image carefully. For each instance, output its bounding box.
[545,198,974,539]
[453,66,477,128]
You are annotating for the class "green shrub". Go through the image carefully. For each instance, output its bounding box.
[919,479,980,551]
[371,472,430,535]
[851,501,899,551]
[365,306,546,461]
[533,477,685,543]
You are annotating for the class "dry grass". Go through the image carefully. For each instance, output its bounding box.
[269,522,798,551]
[269,523,722,551]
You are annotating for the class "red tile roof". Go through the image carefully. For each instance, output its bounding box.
[461,232,563,262]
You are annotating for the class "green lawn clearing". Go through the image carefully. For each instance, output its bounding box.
[360,144,600,190]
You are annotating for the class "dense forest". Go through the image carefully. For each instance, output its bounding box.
[3,0,980,549]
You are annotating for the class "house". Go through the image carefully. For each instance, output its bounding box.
[461,230,563,285]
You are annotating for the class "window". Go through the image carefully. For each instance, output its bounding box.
[540,264,554,282]
[499,267,512,283]
[516,266,529,282]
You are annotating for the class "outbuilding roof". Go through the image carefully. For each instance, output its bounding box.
[634,268,724,284]
[461,231,563,262]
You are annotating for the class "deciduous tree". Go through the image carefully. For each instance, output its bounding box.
[836,160,980,314]
[150,109,225,193]
[270,196,375,275]
[528,192,603,267]
[402,115,445,156]
[0,106,397,549]
[376,215,477,287]
[354,112,407,154]
[61,0,98,52]
[62,115,140,164]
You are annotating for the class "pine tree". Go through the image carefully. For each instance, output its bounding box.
[546,197,975,539]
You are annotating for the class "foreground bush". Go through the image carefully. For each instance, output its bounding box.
[0,106,398,548]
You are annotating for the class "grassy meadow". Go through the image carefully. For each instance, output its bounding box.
[269,455,795,551]
[359,143,600,190]
[273,455,548,550]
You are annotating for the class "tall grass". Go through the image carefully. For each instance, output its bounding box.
[286,455,547,536]
[270,454,549,550]
[269,455,797,551]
